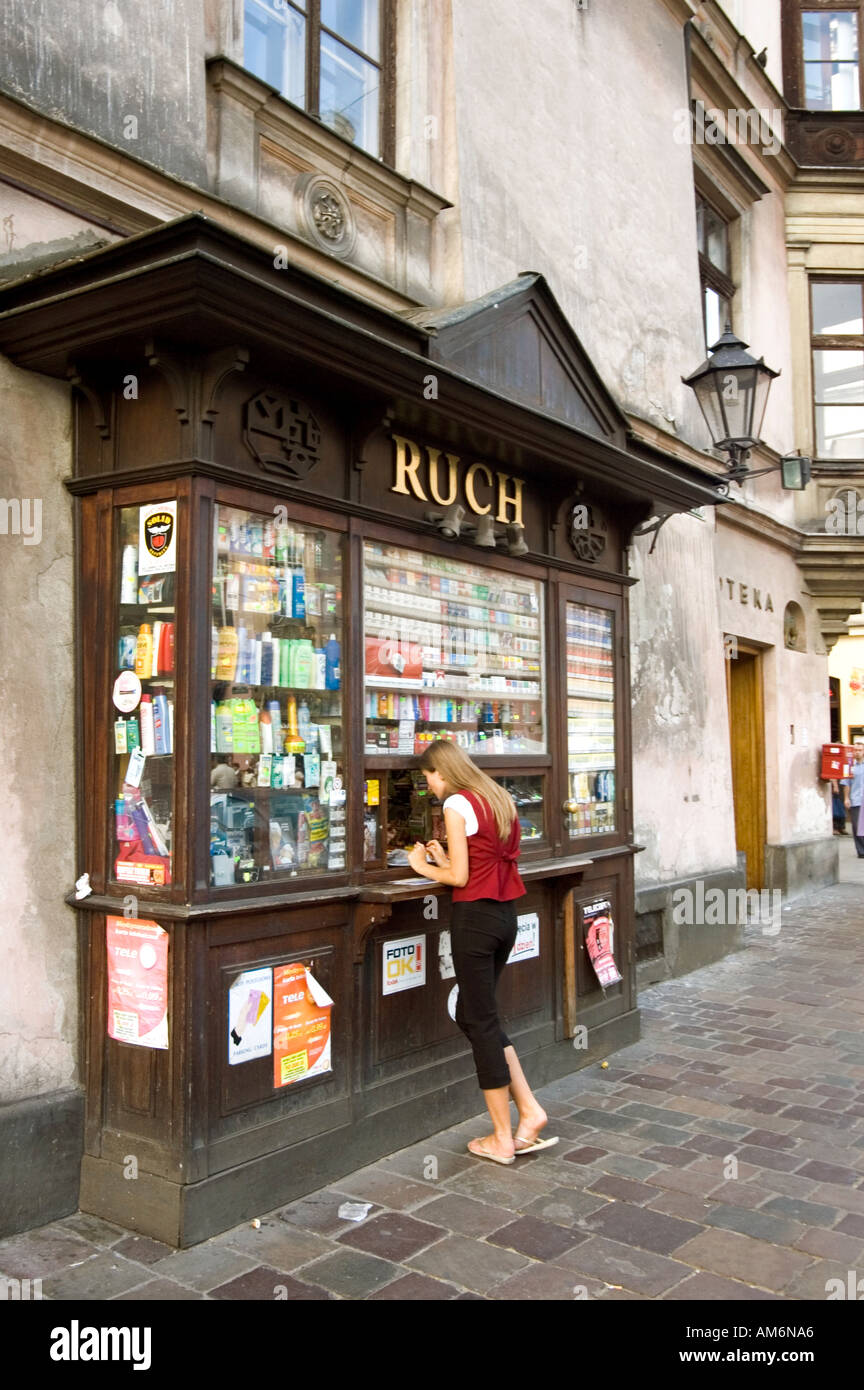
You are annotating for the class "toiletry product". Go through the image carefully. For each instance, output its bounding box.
[260,710,273,755]
[216,626,238,681]
[257,754,272,787]
[324,634,341,690]
[120,545,138,604]
[135,624,153,678]
[318,724,332,758]
[314,648,326,689]
[140,695,156,755]
[151,621,163,678]
[271,757,283,789]
[260,632,274,686]
[126,717,140,751]
[114,719,128,755]
[211,625,219,680]
[266,700,282,750]
[291,640,315,689]
[168,700,174,753]
[297,699,311,743]
[292,566,306,620]
[158,622,174,675]
[153,693,170,755]
[286,695,299,739]
[270,637,282,686]
[303,753,320,787]
[216,701,233,752]
[118,633,136,669]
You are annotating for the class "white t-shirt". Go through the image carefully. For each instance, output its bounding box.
[443,793,479,836]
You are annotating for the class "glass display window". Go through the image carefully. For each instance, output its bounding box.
[565,600,616,837]
[113,502,177,889]
[209,504,344,886]
[363,540,545,757]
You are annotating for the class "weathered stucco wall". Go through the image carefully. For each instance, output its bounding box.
[0,353,77,1101]
[629,511,738,885]
[0,0,208,187]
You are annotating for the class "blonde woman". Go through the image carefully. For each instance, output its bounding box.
[407,740,557,1164]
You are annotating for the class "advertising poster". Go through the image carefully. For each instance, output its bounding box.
[138,500,177,576]
[106,916,169,1049]
[382,935,426,995]
[507,912,540,964]
[228,967,272,1065]
[583,898,623,988]
[273,963,333,1088]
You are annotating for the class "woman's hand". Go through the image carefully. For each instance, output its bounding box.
[425,839,449,867]
[407,842,433,876]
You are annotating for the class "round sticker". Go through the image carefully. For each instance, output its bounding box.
[113,670,142,713]
[138,943,158,970]
[447,984,459,1022]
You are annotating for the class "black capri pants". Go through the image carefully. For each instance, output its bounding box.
[451,898,519,1090]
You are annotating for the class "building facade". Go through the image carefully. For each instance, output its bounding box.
[0,0,858,1239]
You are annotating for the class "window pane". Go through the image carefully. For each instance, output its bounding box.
[321,0,379,59]
[115,504,177,888]
[704,287,729,350]
[816,405,864,457]
[704,207,728,274]
[803,11,860,109]
[813,348,864,403]
[210,507,345,885]
[566,603,616,838]
[244,0,306,107]
[812,282,864,335]
[363,541,545,758]
[320,33,379,154]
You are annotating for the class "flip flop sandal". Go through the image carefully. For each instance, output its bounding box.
[513,1135,560,1154]
[467,1140,515,1166]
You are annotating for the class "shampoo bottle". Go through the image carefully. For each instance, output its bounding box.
[324,634,341,690]
[120,545,138,604]
[153,693,170,755]
[216,626,239,681]
[140,694,156,755]
[135,624,153,679]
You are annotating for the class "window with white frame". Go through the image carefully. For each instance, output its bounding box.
[811,280,864,458]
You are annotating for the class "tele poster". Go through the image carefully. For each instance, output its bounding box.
[382,935,426,995]
[106,916,169,1049]
[138,500,177,576]
[507,912,540,964]
[228,967,272,1065]
[273,962,333,1088]
[583,898,623,988]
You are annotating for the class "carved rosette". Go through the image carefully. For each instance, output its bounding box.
[568,503,608,564]
[296,174,357,259]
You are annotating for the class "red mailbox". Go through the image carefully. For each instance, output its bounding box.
[821,744,856,780]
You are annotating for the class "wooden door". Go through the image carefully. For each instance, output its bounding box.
[727,647,766,889]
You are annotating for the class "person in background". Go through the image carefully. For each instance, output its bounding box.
[407,739,557,1164]
[847,744,864,858]
[832,776,849,834]
[210,756,238,789]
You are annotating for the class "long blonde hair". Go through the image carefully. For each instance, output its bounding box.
[419,740,516,839]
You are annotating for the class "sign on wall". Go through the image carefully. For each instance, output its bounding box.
[106,916,169,1049]
[228,967,272,1065]
[507,912,540,964]
[273,962,333,1088]
[382,935,426,995]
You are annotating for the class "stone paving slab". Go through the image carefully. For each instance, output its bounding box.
[5,878,864,1301]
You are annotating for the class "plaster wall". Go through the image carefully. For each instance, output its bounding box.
[449,0,709,445]
[0,0,208,187]
[715,517,832,843]
[629,510,738,886]
[714,1,784,93]
[0,353,77,1101]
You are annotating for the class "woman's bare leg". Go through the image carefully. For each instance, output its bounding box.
[504,1044,547,1145]
[467,1083,515,1160]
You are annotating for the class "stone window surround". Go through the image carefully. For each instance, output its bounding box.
[205,55,451,303]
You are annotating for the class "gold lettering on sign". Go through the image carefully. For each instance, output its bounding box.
[465,463,493,515]
[391,435,428,501]
[496,472,524,526]
[427,447,459,507]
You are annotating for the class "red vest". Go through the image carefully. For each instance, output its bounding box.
[451,790,526,903]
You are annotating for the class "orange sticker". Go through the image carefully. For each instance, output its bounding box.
[272,962,333,1088]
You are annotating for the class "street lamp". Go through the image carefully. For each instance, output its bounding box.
[682,325,810,491]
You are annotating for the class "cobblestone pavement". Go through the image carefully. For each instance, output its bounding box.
[3,843,863,1302]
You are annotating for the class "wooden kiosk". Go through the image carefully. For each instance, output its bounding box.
[0,215,721,1244]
